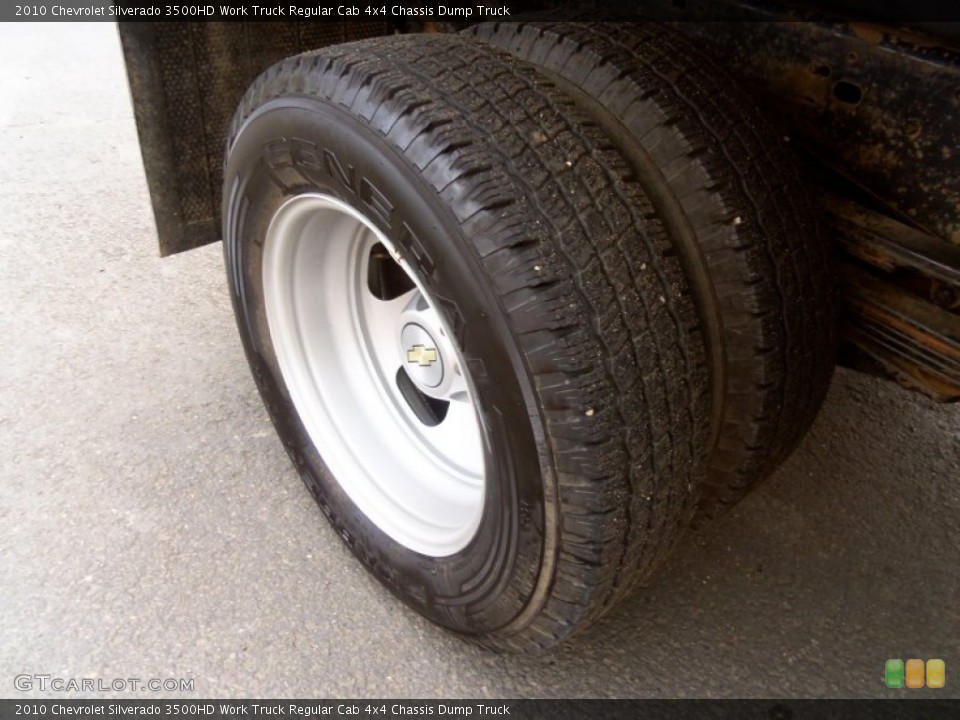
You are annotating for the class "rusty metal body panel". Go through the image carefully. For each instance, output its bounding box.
[654,5,960,400]
[841,266,960,400]
[827,197,960,400]
[662,9,960,246]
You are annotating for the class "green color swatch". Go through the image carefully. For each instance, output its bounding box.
[886,659,905,688]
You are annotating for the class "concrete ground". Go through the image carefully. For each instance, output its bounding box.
[0,22,957,700]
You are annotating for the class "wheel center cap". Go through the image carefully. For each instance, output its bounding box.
[400,323,443,389]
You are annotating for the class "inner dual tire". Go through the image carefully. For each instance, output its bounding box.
[223,27,836,650]
[465,21,838,522]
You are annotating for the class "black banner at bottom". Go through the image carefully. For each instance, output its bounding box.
[2,700,960,720]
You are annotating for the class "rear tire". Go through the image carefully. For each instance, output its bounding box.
[223,34,709,650]
[467,21,839,523]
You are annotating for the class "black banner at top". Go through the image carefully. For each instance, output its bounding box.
[5,0,960,23]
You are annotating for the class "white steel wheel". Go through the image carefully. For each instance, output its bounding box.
[262,193,486,557]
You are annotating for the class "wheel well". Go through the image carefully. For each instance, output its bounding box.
[119,21,393,256]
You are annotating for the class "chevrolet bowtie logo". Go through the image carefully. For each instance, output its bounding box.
[407,345,439,367]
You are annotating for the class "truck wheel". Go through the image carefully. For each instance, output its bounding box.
[222,34,709,650]
[467,21,839,522]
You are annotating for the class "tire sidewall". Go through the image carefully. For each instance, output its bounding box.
[223,98,553,635]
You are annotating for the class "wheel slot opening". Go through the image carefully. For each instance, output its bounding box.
[396,367,449,427]
[367,241,415,301]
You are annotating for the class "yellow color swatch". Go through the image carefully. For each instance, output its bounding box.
[905,659,925,688]
[927,659,945,689]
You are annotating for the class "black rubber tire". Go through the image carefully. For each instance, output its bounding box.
[466,21,839,523]
[223,34,709,650]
